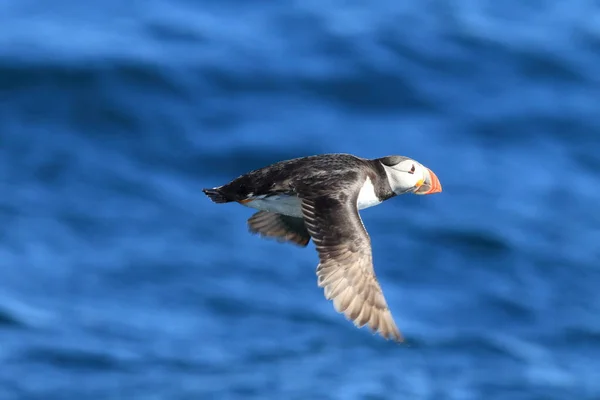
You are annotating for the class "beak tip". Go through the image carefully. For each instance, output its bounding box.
[417,168,442,195]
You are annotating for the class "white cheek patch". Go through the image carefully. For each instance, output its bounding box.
[382,164,419,195]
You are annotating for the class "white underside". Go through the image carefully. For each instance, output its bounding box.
[245,195,304,217]
[243,177,382,217]
[356,177,382,209]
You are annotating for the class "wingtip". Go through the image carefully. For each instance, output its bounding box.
[363,319,405,343]
[388,328,405,343]
[373,317,404,343]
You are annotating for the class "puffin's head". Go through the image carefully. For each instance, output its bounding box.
[378,155,442,196]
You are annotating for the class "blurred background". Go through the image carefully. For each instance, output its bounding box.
[1,0,599,399]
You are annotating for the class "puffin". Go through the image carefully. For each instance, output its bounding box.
[202,153,442,342]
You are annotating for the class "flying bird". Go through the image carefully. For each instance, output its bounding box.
[202,153,442,342]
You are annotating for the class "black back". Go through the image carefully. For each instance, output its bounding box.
[217,153,396,202]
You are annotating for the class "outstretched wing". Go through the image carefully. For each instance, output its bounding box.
[247,211,311,247]
[299,188,402,342]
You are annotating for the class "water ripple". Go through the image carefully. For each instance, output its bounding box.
[2,0,600,399]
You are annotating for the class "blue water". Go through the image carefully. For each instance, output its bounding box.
[1,1,600,399]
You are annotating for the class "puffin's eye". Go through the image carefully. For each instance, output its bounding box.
[408,164,415,174]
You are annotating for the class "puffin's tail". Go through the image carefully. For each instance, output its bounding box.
[202,187,231,204]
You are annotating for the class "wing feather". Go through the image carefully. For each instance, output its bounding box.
[247,211,310,247]
[298,189,403,342]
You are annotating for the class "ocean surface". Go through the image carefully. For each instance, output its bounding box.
[1,1,600,399]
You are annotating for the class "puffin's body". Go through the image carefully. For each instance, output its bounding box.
[203,153,442,342]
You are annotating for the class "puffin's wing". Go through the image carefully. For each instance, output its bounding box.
[298,189,403,342]
[247,211,310,247]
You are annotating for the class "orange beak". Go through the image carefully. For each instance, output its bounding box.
[415,168,442,195]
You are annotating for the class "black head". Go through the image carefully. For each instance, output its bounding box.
[377,155,443,196]
[378,155,410,167]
